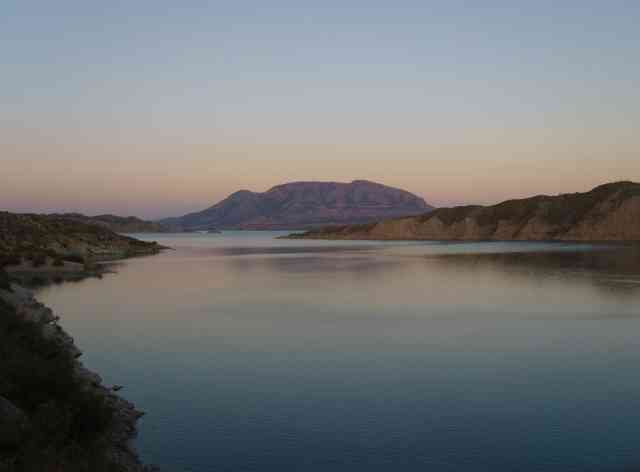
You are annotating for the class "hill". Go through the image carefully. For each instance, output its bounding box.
[287,181,640,241]
[53,213,172,233]
[0,212,165,264]
[161,180,432,230]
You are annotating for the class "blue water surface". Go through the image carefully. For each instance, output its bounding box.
[36,233,640,472]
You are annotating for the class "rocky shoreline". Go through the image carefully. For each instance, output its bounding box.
[0,212,171,470]
[0,282,158,471]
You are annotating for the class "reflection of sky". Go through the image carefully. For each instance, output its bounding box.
[35,235,640,471]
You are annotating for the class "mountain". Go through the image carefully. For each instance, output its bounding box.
[161,180,432,230]
[53,213,173,233]
[0,212,165,262]
[287,181,640,241]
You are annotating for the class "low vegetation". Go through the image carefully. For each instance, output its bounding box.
[0,212,164,265]
[0,273,122,471]
[0,271,10,292]
[0,213,161,471]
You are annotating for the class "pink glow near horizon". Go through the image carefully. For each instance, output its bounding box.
[2,124,638,219]
[3,3,640,219]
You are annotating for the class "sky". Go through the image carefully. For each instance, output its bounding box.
[2,1,639,219]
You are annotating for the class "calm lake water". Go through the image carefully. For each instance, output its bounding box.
[36,232,640,472]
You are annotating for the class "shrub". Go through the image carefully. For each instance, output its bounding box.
[0,254,21,268]
[0,299,118,470]
[27,276,47,287]
[31,254,47,268]
[62,255,85,265]
[0,269,10,291]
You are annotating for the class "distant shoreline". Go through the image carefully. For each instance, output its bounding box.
[282,181,640,242]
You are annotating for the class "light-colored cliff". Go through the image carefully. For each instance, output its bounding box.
[288,181,640,241]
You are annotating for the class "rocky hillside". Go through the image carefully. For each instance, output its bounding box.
[161,180,432,230]
[288,181,640,241]
[0,212,165,261]
[53,213,172,233]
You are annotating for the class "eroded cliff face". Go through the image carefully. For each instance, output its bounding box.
[290,182,640,241]
[559,195,640,241]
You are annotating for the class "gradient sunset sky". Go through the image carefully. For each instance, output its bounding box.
[2,1,639,219]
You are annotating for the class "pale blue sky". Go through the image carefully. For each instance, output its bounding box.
[2,1,639,218]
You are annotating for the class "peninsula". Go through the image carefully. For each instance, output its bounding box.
[0,211,166,278]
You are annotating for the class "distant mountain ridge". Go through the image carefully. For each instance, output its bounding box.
[53,213,172,233]
[287,181,640,241]
[161,180,432,230]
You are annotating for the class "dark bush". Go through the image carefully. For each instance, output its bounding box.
[31,254,47,268]
[0,299,118,470]
[0,270,10,291]
[0,254,21,268]
[27,276,47,287]
[63,255,85,265]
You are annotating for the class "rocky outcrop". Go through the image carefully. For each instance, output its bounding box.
[288,181,640,241]
[161,180,432,230]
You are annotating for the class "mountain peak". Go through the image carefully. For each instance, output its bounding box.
[162,180,433,230]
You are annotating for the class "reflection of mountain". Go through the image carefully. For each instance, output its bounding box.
[291,181,640,241]
[426,246,640,297]
[218,243,640,298]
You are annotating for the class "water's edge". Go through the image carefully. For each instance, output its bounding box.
[0,280,158,471]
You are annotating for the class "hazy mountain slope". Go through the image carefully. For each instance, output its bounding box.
[161,180,432,230]
[53,213,172,233]
[288,181,640,241]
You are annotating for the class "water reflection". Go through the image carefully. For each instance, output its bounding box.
[34,235,640,472]
[426,247,640,297]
